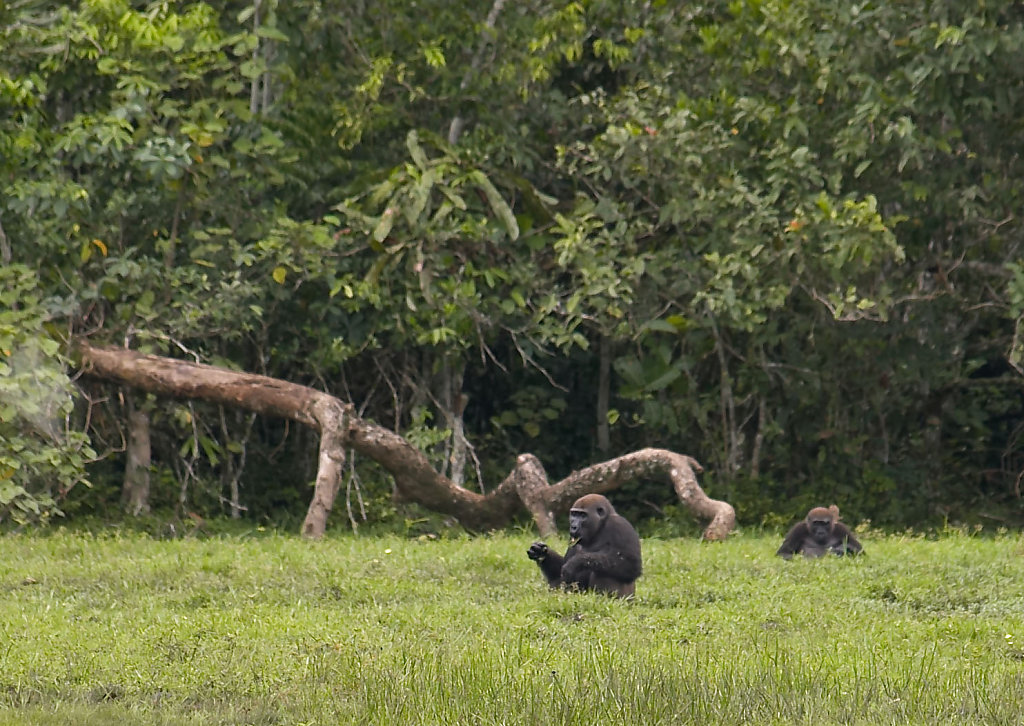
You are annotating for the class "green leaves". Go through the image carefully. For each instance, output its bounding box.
[332,130,539,354]
[1,0,1022,527]
[468,170,519,240]
[0,266,94,524]
[373,207,397,243]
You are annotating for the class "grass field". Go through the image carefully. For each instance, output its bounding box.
[1,526,1023,725]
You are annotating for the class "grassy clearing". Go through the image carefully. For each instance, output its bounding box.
[0,527,1023,725]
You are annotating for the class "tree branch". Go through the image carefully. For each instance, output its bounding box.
[447,0,507,145]
[75,343,735,540]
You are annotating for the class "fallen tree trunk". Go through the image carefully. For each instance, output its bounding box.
[76,343,736,540]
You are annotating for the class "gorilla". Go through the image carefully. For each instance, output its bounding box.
[776,505,864,559]
[527,494,641,597]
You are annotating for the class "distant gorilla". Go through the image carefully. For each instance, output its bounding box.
[776,505,863,559]
[527,494,641,597]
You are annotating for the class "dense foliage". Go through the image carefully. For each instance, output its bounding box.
[2,0,1023,529]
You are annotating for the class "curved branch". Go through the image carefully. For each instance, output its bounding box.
[75,344,735,540]
[527,448,734,541]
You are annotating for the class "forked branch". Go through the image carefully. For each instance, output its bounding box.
[76,343,735,540]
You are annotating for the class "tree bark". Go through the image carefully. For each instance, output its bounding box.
[76,343,735,540]
[447,0,507,145]
[596,333,611,455]
[122,401,151,516]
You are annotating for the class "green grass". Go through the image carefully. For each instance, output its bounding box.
[1,527,1023,725]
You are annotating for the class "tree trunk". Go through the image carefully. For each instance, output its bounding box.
[596,333,611,455]
[438,355,469,487]
[122,400,151,516]
[76,343,736,540]
[219,407,254,519]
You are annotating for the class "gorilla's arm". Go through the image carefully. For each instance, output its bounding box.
[527,541,567,588]
[776,522,810,559]
[829,523,864,555]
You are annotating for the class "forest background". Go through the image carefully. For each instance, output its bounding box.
[2,0,1023,534]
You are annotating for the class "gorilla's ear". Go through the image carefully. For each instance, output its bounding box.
[596,506,606,517]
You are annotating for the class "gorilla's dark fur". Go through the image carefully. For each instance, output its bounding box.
[776,505,864,559]
[527,494,641,597]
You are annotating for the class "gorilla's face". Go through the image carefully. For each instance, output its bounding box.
[568,500,607,545]
[808,516,833,544]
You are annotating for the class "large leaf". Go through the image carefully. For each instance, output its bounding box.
[469,170,519,240]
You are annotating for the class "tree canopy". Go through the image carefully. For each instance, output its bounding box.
[3,0,1023,531]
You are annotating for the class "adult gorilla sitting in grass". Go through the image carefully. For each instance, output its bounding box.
[527,494,641,597]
